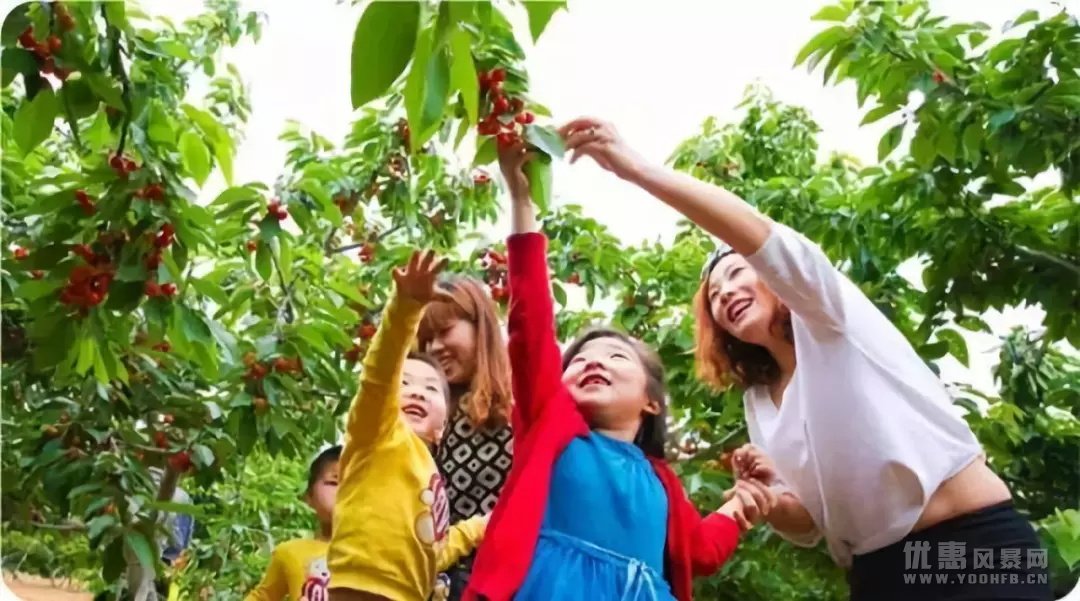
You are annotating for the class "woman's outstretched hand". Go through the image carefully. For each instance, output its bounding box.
[720,477,778,531]
[731,443,778,485]
[558,117,647,181]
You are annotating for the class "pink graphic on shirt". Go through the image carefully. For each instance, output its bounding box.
[299,556,329,601]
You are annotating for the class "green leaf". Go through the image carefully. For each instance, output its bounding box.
[968,32,987,48]
[877,123,904,161]
[987,109,1016,131]
[404,28,451,152]
[936,126,957,164]
[190,278,228,305]
[449,27,479,125]
[12,85,58,155]
[919,341,949,360]
[936,329,969,366]
[957,315,990,333]
[910,128,935,168]
[811,4,851,22]
[0,3,30,46]
[860,104,897,125]
[524,124,565,159]
[794,25,847,67]
[99,344,129,385]
[2,48,37,87]
[86,515,117,542]
[147,101,174,144]
[523,0,566,42]
[123,531,156,571]
[962,122,983,163]
[473,136,497,166]
[84,73,124,108]
[191,444,214,468]
[255,242,272,281]
[92,344,110,385]
[1007,9,1039,29]
[17,279,62,301]
[178,131,211,186]
[214,134,235,185]
[60,80,99,119]
[525,155,553,211]
[350,0,420,108]
[76,336,96,375]
[180,306,212,345]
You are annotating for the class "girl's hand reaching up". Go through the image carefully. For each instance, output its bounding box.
[393,250,453,305]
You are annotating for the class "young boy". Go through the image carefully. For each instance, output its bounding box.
[246,445,340,601]
[328,250,489,601]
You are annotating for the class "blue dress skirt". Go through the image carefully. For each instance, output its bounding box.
[514,433,677,601]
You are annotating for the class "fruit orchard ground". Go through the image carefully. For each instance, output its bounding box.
[2,573,91,601]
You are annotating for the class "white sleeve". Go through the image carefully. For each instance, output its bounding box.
[770,479,823,548]
[743,221,854,333]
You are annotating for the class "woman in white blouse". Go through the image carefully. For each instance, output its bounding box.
[559,117,1052,601]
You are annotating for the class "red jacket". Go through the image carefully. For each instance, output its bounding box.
[464,232,739,601]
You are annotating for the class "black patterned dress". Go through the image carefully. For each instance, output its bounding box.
[434,402,513,600]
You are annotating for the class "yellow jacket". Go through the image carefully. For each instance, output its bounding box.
[327,294,486,600]
[244,538,328,601]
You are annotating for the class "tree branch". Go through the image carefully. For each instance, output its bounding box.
[101,5,133,157]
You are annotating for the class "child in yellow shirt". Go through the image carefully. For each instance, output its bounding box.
[328,250,489,601]
[246,445,340,601]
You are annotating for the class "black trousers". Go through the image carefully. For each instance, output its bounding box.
[442,554,474,601]
[849,501,1053,601]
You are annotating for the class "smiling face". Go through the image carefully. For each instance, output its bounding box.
[400,358,449,443]
[561,336,659,428]
[425,317,478,385]
[705,254,785,346]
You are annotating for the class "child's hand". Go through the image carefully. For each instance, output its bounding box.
[731,443,778,485]
[720,478,777,532]
[497,138,535,204]
[393,250,453,304]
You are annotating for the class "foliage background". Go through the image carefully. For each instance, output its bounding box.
[1,0,1077,600]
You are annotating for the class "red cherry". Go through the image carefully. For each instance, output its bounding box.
[496,132,516,149]
[477,117,500,136]
[567,273,581,285]
[492,95,510,114]
[13,247,29,260]
[47,35,62,53]
[344,346,362,363]
[18,28,35,49]
[123,158,137,172]
[80,202,96,216]
[478,70,491,89]
[510,98,524,113]
[59,13,76,32]
[31,270,44,279]
[168,451,192,472]
[75,190,90,203]
[153,341,171,353]
[162,413,174,425]
[33,43,50,60]
[932,70,946,83]
[86,291,103,306]
[55,68,72,82]
[109,155,125,170]
[161,223,175,237]
[273,357,292,372]
[473,174,491,185]
[358,243,375,263]
[489,283,507,301]
[145,253,162,270]
[273,207,288,221]
[154,431,169,448]
[245,240,257,252]
[161,283,177,297]
[72,244,94,261]
[488,80,503,96]
[40,57,56,75]
[490,68,506,84]
[144,281,161,297]
[359,322,377,339]
[515,111,535,125]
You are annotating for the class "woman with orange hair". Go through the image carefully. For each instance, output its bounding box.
[417,275,513,600]
[560,116,1051,601]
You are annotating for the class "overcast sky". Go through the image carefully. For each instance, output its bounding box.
[142,0,1077,394]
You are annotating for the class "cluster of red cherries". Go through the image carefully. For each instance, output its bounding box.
[475,68,535,151]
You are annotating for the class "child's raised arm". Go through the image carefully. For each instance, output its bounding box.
[339,251,451,464]
[497,142,568,431]
[437,513,490,572]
